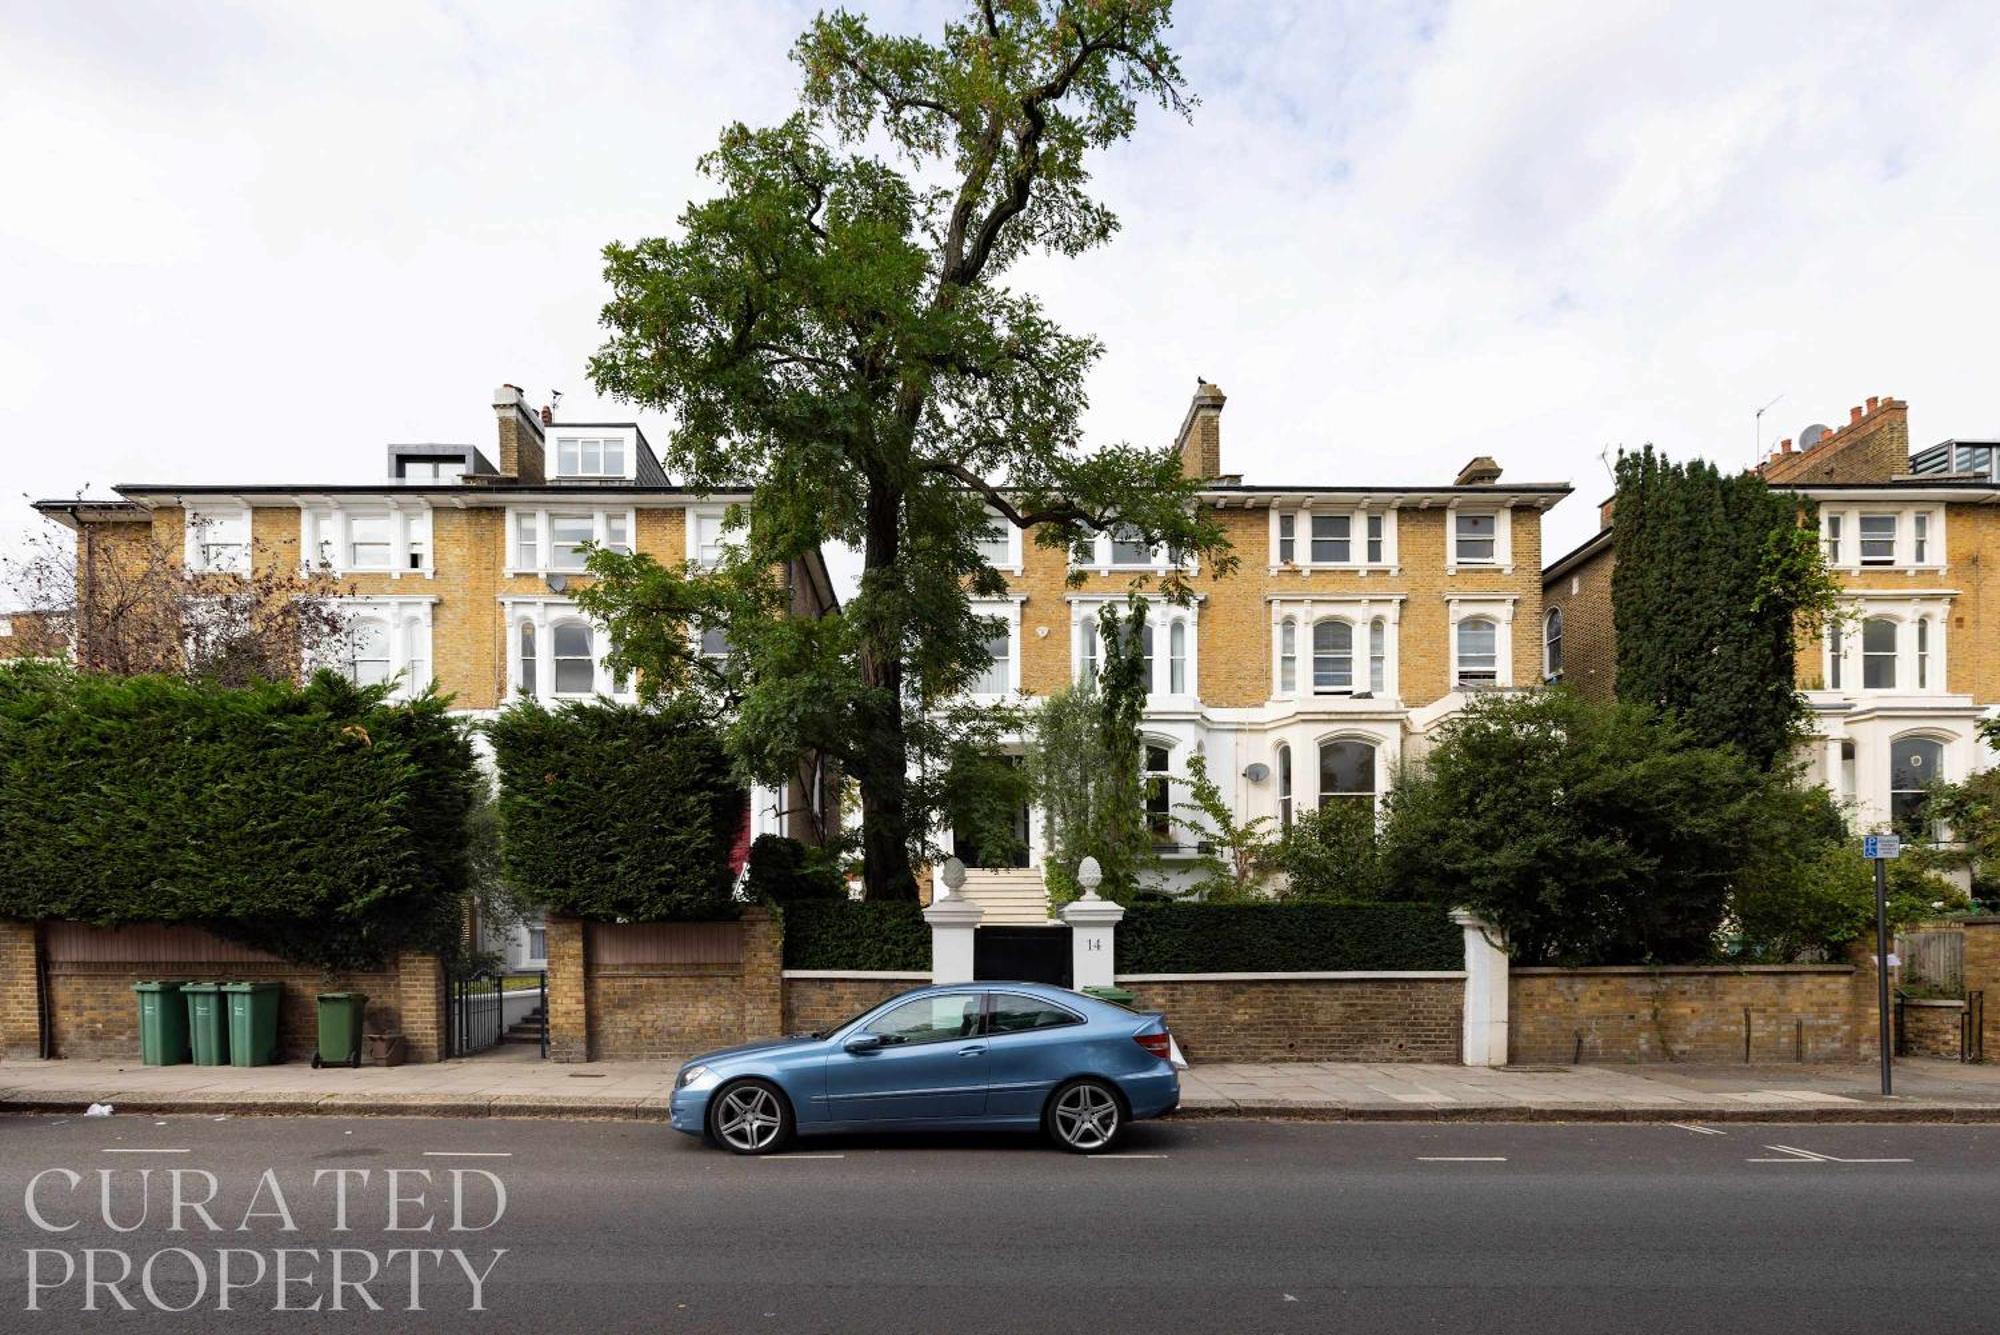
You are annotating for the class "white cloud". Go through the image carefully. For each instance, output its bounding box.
[3,0,1998,584]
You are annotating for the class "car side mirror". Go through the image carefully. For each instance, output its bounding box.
[843,1034,883,1054]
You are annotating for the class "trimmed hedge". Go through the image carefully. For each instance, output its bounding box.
[1116,902,1461,974]
[783,901,929,971]
[0,664,477,969]
[489,697,743,921]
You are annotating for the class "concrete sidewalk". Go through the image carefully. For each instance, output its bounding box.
[5,1048,2000,1122]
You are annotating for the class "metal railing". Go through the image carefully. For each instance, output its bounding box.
[447,970,547,1060]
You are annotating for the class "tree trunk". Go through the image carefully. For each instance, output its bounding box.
[857,479,920,901]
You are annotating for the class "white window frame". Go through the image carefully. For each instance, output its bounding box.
[1068,596,1200,700]
[1313,734,1380,813]
[1543,606,1564,681]
[1268,505,1398,572]
[505,506,640,576]
[502,598,637,703]
[968,597,1024,702]
[1817,505,1945,572]
[300,501,434,579]
[310,597,435,701]
[1446,505,1512,573]
[975,509,1025,576]
[686,505,731,568]
[185,504,252,576]
[1076,523,1198,575]
[1445,596,1516,689]
[548,428,638,481]
[1822,595,1954,697]
[1269,597,1403,701]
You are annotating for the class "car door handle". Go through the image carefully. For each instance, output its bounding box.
[958,1045,986,1057]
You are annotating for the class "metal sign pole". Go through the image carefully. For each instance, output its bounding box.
[1874,854,1892,1097]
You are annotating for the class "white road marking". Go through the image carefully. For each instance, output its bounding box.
[762,1153,846,1160]
[422,1151,513,1158]
[1671,1124,1726,1136]
[102,1148,189,1154]
[1416,1156,1507,1162]
[1749,1144,1913,1164]
[1091,1154,1169,1160]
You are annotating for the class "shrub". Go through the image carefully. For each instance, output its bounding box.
[1114,902,1460,973]
[782,901,929,970]
[0,664,477,969]
[746,834,843,903]
[1273,800,1390,901]
[488,696,744,921]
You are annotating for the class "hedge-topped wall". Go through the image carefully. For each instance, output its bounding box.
[782,901,929,971]
[1116,903,1462,974]
[0,665,476,970]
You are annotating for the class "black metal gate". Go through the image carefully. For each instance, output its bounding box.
[447,970,547,1059]
[974,925,1071,987]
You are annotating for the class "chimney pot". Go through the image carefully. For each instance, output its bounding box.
[539,405,554,426]
[1781,438,1794,454]
[1850,406,1863,424]
[1866,396,1879,413]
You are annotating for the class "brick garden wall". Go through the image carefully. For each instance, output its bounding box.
[781,974,929,1035]
[553,910,784,1061]
[45,963,404,1062]
[1509,964,1866,1064]
[1116,975,1465,1063]
[1899,1000,1967,1060]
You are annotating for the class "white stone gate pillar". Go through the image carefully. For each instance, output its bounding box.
[1453,908,1510,1067]
[924,857,984,984]
[1058,856,1124,992]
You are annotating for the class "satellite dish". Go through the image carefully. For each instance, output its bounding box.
[1798,423,1830,452]
[545,573,569,593]
[1243,762,1271,783]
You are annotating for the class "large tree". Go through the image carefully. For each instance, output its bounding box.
[580,1,1233,899]
[1611,446,1842,769]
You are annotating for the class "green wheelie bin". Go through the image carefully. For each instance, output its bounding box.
[222,981,282,1067]
[183,982,231,1066]
[134,981,190,1066]
[313,992,368,1069]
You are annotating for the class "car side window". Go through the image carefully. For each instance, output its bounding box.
[986,993,1083,1035]
[862,994,985,1046]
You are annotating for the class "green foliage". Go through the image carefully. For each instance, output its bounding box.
[1174,751,1277,901]
[1115,902,1461,973]
[583,2,1234,898]
[1611,446,1844,768]
[0,663,477,970]
[487,697,744,922]
[1273,800,1391,902]
[1733,839,1963,963]
[1382,689,1773,965]
[1921,765,2000,907]
[1029,600,1158,903]
[781,900,929,971]
[746,834,844,904]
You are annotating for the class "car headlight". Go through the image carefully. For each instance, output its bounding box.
[675,1064,717,1090]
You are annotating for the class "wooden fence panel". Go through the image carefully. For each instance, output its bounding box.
[1897,930,1964,994]
[584,921,743,966]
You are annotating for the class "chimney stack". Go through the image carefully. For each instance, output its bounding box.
[492,384,547,484]
[1454,456,1503,486]
[1174,379,1227,480]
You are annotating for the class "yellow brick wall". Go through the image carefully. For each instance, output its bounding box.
[1012,503,1548,708]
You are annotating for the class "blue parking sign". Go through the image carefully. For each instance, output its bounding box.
[1864,833,1902,861]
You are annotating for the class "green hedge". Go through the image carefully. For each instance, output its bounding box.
[0,664,477,969]
[782,901,929,971]
[1116,902,1461,973]
[489,697,743,921]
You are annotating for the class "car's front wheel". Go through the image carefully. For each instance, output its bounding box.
[707,1079,793,1155]
[1045,1078,1125,1154]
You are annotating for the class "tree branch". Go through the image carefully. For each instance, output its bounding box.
[915,457,1109,531]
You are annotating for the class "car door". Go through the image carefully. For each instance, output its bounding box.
[981,991,1090,1119]
[822,991,990,1124]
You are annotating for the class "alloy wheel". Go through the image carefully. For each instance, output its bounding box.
[714,1084,784,1153]
[1052,1082,1121,1151]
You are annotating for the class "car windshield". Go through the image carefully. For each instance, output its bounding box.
[809,1002,888,1041]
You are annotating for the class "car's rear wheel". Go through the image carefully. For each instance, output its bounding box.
[1045,1078,1125,1153]
[708,1079,793,1155]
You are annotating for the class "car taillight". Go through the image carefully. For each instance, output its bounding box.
[1134,1031,1172,1060]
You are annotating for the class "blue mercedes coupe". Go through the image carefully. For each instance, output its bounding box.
[668,982,1182,1154]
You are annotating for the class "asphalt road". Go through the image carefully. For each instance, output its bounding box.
[2,1113,1996,1333]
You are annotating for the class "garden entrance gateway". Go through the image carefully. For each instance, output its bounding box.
[447,969,548,1059]
[973,925,1072,988]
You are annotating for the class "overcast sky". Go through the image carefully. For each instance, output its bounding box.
[4,0,1998,589]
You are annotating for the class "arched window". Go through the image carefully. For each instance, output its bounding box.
[518,621,537,696]
[1312,620,1353,694]
[552,622,595,695]
[1079,615,1098,686]
[1862,617,1897,689]
[1890,736,1945,837]
[1276,744,1293,829]
[1167,620,1188,694]
[1141,621,1156,692]
[1144,742,1173,841]
[1916,617,1930,689]
[1368,618,1386,695]
[345,618,392,686]
[1318,739,1376,810]
[1544,607,1564,680]
[1279,618,1297,694]
[1456,618,1497,687]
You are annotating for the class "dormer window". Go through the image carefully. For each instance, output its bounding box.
[553,434,630,479]
[398,458,465,483]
